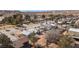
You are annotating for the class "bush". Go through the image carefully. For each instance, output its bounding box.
[0,34,14,48]
[28,32,38,47]
[57,35,75,48]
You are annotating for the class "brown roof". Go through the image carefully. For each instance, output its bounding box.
[13,35,28,48]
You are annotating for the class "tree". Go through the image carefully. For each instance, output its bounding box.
[2,17,9,24]
[28,32,38,47]
[2,14,24,25]
[48,14,54,21]
[25,15,31,21]
[42,15,45,19]
[13,14,23,25]
[0,34,14,48]
[32,15,38,23]
[57,35,75,48]
[34,15,37,19]
[45,29,63,47]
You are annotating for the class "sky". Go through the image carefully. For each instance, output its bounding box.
[20,10,49,12]
[0,0,78,10]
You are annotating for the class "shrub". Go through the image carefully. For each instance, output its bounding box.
[57,35,75,48]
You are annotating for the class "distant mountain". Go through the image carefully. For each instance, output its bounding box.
[0,10,79,16]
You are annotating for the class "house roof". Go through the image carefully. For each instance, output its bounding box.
[69,28,79,32]
[22,30,31,36]
[12,34,28,48]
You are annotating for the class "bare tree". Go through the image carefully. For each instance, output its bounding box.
[45,29,64,46]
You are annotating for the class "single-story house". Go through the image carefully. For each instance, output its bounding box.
[69,28,79,39]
